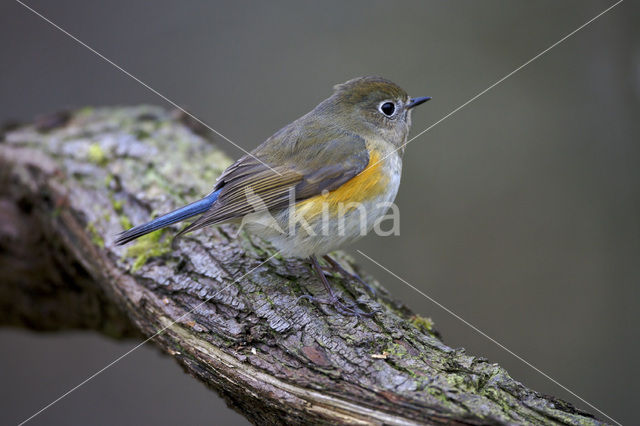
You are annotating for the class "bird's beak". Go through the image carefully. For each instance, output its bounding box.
[407,96,431,109]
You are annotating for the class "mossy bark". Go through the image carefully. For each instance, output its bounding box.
[0,106,605,425]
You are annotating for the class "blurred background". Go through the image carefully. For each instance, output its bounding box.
[1,0,638,424]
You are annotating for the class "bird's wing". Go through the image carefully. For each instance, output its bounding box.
[177,133,369,235]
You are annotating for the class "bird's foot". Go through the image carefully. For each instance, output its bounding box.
[323,255,376,297]
[296,293,373,317]
[302,254,375,317]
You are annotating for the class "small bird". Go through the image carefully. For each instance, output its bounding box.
[116,76,430,315]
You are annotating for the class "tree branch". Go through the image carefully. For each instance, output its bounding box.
[0,106,604,425]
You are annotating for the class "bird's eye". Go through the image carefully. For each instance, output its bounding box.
[379,102,396,117]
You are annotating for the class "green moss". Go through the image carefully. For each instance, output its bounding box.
[201,151,232,183]
[125,229,171,272]
[111,198,124,212]
[481,387,512,413]
[135,129,151,140]
[88,143,108,165]
[384,342,407,358]
[410,314,434,333]
[119,215,132,230]
[426,386,450,403]
[77,106,94,116]
[86,221,105,248]
[108,195,132,230]
[447,373,479,393]
[143,167,186,202]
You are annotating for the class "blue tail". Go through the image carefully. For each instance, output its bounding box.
[115,189,220,245]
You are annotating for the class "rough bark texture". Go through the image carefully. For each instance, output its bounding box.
[0,106,604,425]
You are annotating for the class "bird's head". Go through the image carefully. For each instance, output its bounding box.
[319,76,430,147]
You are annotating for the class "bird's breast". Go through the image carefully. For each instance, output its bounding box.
[247,141,402,257]
[294,142,402,220]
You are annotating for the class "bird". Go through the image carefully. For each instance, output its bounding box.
[115,76,430,315]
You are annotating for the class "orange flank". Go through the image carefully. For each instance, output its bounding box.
[294,149,389,220]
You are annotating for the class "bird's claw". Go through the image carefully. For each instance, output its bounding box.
[296,293,373,317]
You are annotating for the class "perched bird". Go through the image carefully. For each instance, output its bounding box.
[115,76,430,315]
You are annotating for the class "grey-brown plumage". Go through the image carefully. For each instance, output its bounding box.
[116,76,430,315]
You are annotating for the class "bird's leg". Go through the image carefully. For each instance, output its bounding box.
[323,254,376,296]
[297,255,371,316]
